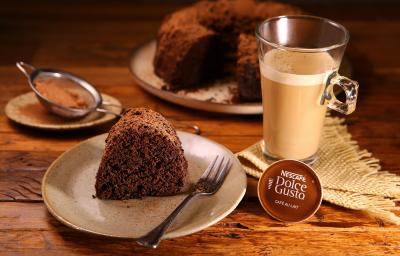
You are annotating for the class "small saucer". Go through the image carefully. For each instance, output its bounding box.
[5,92,121,130]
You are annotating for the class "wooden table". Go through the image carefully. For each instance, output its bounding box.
[1,1,399,255]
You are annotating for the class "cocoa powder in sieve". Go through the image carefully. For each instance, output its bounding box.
[34,76,93,109]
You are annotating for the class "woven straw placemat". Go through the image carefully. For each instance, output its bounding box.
[237,116,400,224]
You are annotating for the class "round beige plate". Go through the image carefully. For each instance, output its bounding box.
[129,41,351,115]
[42,131,247,239]
[5,92,121,130]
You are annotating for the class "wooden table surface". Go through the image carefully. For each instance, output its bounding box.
[1,1,400,255]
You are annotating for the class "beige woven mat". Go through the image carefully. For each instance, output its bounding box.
[237,116,400,224]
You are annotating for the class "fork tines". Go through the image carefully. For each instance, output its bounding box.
[198,155,232,193]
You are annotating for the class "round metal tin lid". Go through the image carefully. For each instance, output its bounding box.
[258,159,323,222]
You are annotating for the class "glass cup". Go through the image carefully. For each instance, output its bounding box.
[256,15,359,164]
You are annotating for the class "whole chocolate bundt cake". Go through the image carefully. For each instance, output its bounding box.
[95,108,188,199]
[154,0,303,101]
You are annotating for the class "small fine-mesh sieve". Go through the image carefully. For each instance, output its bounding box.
[16,61,122,119]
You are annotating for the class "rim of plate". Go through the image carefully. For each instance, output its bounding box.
[128,40,263,115]
[41,131,247,239]
[5,92,121,130]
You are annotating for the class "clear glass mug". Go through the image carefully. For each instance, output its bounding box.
[256,15,359,164]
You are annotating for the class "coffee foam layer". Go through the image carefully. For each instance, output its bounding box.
[260,50,337,87]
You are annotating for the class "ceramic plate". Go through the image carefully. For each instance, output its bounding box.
[129,40,263,115]
[5,92,121,130]
[42,131,247,239]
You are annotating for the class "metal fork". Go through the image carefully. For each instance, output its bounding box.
[136,155,232,248]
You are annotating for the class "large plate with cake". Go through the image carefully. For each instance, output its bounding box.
[42,108,247,239]
[129,1,351,115]
[129,1,305,115]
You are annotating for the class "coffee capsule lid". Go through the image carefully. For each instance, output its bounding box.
[257,159,322,222]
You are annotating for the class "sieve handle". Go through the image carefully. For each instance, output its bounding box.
[16,62,36,78]
[95,107,122,117]
[170,120,201,135]
[95,106,201,135]
[97,102,125,117]
[102,101,125,109]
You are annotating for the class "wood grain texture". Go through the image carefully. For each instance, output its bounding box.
[0,0,399,255]
[1,202,400,255]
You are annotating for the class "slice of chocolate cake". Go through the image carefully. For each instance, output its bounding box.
[236,33,261,101]
[95,108,188,199]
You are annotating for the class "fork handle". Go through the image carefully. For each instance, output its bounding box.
[136,193,197,248]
